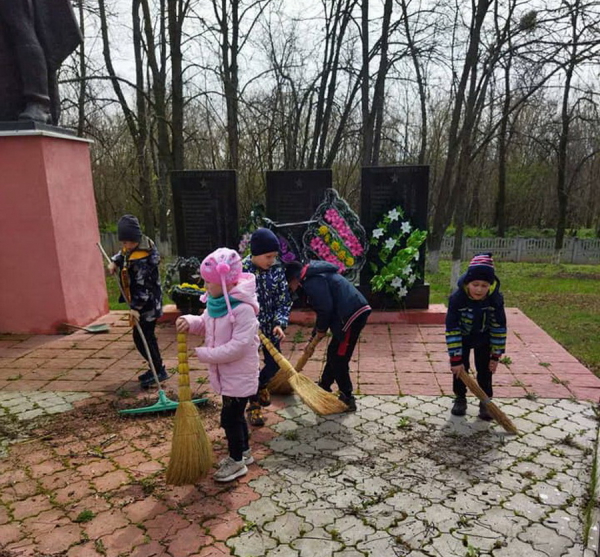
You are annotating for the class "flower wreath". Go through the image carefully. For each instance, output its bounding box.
[302,189,368,283]
[369,206,427,300]
[164,257,205,298]
[238,206,302,263]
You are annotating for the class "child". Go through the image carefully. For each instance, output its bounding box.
[285,260,371,411]
[176,248,260,482]
[242,228,292,427]
[108,214,166,388]
[445,253,507,420]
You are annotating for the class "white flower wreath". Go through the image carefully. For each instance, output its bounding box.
[369,205,427,301]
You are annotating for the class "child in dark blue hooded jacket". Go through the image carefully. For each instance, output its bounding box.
[285,261,371,411]
[445,253,507,420]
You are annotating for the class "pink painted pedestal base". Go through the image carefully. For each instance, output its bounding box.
[0,130,108,334]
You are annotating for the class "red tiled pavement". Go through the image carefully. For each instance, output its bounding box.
[1,307,599,400]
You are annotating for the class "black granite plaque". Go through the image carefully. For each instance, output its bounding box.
[361,166,430,309]
[266,169,331,228]
[171,170,238,260]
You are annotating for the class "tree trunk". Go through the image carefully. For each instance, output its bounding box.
[76,0,86,137]
[168,0,185,171]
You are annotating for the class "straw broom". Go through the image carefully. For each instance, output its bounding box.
[259,333,347,416]
[166,332,213,485]
[457,369,518,434]
[268,334,324,395]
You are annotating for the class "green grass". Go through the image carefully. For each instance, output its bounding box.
[426,262,600,376]
[106,256,175,311]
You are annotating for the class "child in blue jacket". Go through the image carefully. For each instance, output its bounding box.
[242,228,292,426]
[445,253,507,420]
[285,260,371,411]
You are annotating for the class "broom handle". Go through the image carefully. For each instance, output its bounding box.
[295,334,323,372]
[97,242,162,386]
[259,332,297,375]
[457,369,492,405]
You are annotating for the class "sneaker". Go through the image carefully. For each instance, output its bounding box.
[242,449,254,465]
[140,366,169,388]
[218,449,254,467]
[258,387,271,407]
[246,403,265,427]
[451,397,467,416]
[137,369,153,382]
[338,392,357,412]
[214,457,248,482]
[478,401,493,421]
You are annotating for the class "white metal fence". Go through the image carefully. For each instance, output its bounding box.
[440,237,600,264]
[99,233,600,264]
[100,232,173,258]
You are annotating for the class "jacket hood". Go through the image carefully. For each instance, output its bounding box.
[228,272,259,314]
[303,261,339,280]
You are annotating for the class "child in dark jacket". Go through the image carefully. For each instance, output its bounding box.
[445,253,507,420]
[285,260,371,411]
[242,228,292,426]
[107,214,166,388]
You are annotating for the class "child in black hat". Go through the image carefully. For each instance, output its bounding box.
[242,228,292,426]
[107,214,167,388]
[445,253,507,419]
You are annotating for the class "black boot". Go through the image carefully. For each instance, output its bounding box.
[451,397,467,416]
[140,366,169,388]
[478,401,493,421]
[339,392,357,412]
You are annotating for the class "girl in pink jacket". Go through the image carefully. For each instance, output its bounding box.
[176,248,260,483]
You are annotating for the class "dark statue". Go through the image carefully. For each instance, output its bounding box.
[0,0,82,125]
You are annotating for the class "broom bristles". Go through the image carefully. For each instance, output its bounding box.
[260,332,347,416]
[268,334,323,395]
[458,370,518,434]
[268,367,295,395]
[166,402,213,485]
[166,332,213,485]
[289,373,348,415]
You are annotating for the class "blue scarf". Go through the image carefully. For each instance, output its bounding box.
[206,294,242,317]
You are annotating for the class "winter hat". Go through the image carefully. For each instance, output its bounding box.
[200,248,243,321]
[464,253,496,284]
[250,228,280,256]
[117,214,142,242]
[285,261,304,282]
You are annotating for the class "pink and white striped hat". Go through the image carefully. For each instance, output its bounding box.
[464,253,496,284]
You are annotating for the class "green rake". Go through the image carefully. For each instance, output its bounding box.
[97,243,207,415]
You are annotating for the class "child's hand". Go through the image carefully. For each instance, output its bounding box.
[451,364,465,377]
[176,317,189,333]
[273,326,285,340]
[489,359,498,373]
[107,262,117,275]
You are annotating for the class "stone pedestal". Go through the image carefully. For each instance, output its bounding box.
[0,127,108,333]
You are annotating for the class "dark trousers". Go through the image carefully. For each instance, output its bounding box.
[132,319,163,373]
[319,312,370,397]
[250,341,280,402]
[452,335,493,398]
[221,396,250,462]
